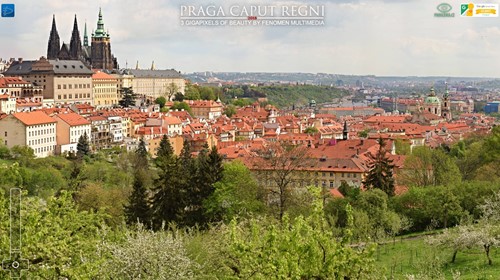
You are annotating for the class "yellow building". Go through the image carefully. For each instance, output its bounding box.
[92,71,118,108]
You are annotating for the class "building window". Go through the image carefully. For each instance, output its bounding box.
[330,181,334,188]
[341,173,344,178]
[58,85,61,89]
[63,85,67,89]
[330,172,334,177]
[347,173,351,178]
[353,174,357,178]
[4,131,6,137]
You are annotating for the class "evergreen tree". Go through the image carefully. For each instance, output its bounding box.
[125,170,151,226]
[186,145,224,227]
[119,87,138,108]
[76,132,90,159]
[363,138,395,196]
[134,138,149,170]
[125,138,151,227]
[151,135,183,229]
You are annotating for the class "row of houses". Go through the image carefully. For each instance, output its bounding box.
[0,57,186,110]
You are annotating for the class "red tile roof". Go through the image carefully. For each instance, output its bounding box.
[55,112,90,126]
[13,111,56,126]
[92,71,116,80]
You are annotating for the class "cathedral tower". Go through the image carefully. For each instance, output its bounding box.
[441,84,452,121]
[47,15,60,59]
[69,15,83,60]
[91,8,116,69]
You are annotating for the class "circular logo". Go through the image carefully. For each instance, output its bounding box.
[437,3,452,13]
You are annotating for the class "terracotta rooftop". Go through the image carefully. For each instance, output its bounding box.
[92,71,117,80]
[55,112,91,126]
[13,111,56,126]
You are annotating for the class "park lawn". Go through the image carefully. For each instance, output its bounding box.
[375,236,500,279]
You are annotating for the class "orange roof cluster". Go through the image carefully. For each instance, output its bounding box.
[0,77,30,88]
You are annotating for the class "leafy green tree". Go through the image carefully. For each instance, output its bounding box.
[223,104,236,117]
[363,138,395,196]
[119,87,138,108]
[184,84,201,100]
[199,86,216,100]
[0,139,10,159]
[255,142,315,221]
[170,101,192,115]
[232,98,253,107]
[173,92,184,102]
[165,82,179,101]
[0,190,107,278]
[304,126,319,135]
[399,146,461,187]
[154,96,167,108]
[394,138,411,155]
[76,132,90,159]
[392,186,463,231]
[10,145,35,166]
[204,161,264,222]
[223,188,380,279]
[77,181,129,226]
[357,129,369,138]
[101,224,198,279]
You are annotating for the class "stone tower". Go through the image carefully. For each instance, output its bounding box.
[441,84,452,121]
[343,121,349,140]
[69,15,83,60]
[91,8,116,69]
[47,15,60,59]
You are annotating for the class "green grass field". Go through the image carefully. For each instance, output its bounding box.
[375,237,500,279]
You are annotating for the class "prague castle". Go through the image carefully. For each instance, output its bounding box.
[47,8,118,70]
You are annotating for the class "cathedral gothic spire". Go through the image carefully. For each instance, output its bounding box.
[69,15,83,60]
[83,21,89,47]
[47,15,60,59]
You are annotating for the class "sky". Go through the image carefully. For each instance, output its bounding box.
[1,0,500,77]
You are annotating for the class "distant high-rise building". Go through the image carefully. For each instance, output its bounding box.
[46,9,118,70]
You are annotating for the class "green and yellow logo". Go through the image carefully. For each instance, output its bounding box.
[461,3,498,17]
[435,3,455,17]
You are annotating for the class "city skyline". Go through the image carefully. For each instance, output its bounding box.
[1,0,500,77]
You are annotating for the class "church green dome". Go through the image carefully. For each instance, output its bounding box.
[424,96,441,104]
[424,87,441,105]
